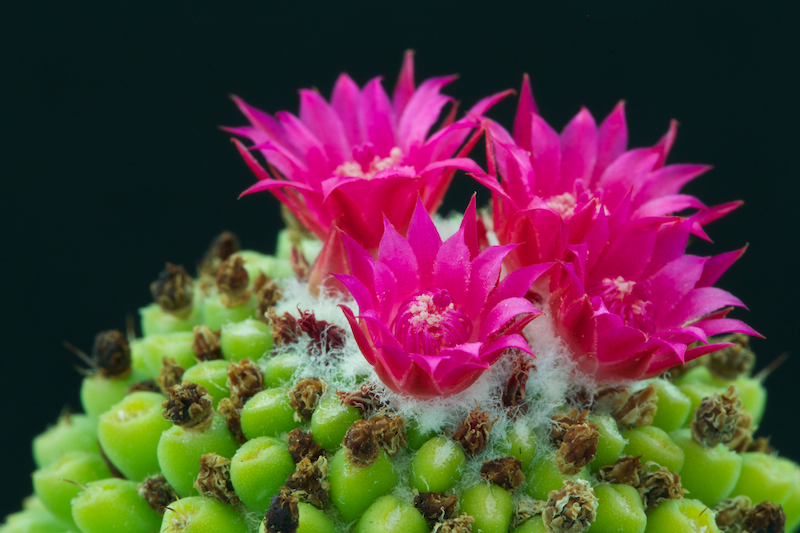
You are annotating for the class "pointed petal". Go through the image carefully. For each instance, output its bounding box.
[558,107,598,193]
[378,217,420,303]
[339,304,376,364]
[592,101,628,186]
[359,77,396,155]
[393,50,416,117]
[697,246,746,288]
[529,113,562,198]
[407,197,442,288]
[299,89,350,166]
[331,73,363,146]
[433,226,471,305]
[512,74,538,148]
[398,75,457,153]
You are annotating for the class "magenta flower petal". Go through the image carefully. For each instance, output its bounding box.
[338,202,545,398]
[593,101,628,184]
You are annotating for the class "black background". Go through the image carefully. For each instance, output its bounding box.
[2,0,798,517]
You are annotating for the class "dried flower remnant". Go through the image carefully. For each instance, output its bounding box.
[265,492,299,533]
[138,475,178,516]
[216,255,251,308]
[254,273,283,323]
[162,381,214,430]
[194,453,240,506]
[542,479,597,533]
[337,383,386,418]
[550,410,591,445]
[706,334,756,380]
[227,359,265,408]
[288,378,327,421]
[286,428,325,464]
[453,405,497,457]
[282,456,330,509]
[198,231,241,278]
[691,386,753,450]
[514,498,546,529]
[217,398,246,444]
[638,466,686,511]
[714,495,753,533]
[191,325,222,361]
[554,418,599,475]
[432,514,475,533]
[267,309,300,347]
[151,263,194,316]
[370,410,408,455]
[157,357,185,393]
[296,309,347,353]
[502,352,535,415]
[414,492,459,528]
[343,419,380,468]
[744,501,786,533]
[597,456,645,486]
[480,456,525,490]
[747,436,775,454]
[128,379,161,394]
[290,247,311,282]
[91,330,132,378]
[593,385,658,430]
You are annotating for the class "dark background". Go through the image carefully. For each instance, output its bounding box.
[2,0,798,517]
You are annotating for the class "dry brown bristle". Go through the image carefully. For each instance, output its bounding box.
[453,404,496,457]
[285,428,325,464]
[151,263,194,316]
[542,479,597,533]
[414,492,459,527]
[370,410,408,455]
[282,456,330,509]
[194,453,240,506]
[162,381,214,430]
[216,255,251,308]
[480,456,525,490]
[227,359,265,408]
[157,357,185,393]
[265,492,299,533]
[691,385,753,450]
[715,495,753,533]
[287,378,326,421]
[138,475,178,516]
[343,419,380,468]
[502,352,535,416]
[191,325,222,361]
[217,397,246,444]
[198,231,240,278]
[92,330,132,378]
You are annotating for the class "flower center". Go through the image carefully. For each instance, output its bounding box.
[392,289,473,355]
[545,192,578,219]
[334,143,406,180]
[592,276,656,334]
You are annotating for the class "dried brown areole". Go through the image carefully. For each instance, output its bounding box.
[194,453,240,506]
[265,492,299,533]
[744,501,786,533]
[480,456,525,490]
[91,329,132,378]
[414,491,459,527]
[502,351,535,415]
[137,474,178,516]
[432,514,475,533]
[296,308,347,353]
[337,383,386,418]
[370,410,408,455]
[217,397,246,444]
[151,263,194,316]
[706,333,756,380]
[453,405,496,456]
[162,381,214,430]
[157,357,185,392]
[288,377,326,421]
[191,325,222,361]
[592,384,658,430]
[254,272,283,321]
[227,359,265,407]
[542,479,597,533]
[216,254,251,308]
[343,419,380,467]
[286,428,325,463]
[691,385,753,451]
[714,495,753,533]
[198,231,240,279]
[282,456,330,509]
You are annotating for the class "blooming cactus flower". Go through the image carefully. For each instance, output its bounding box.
[227,51,509,253]
[547,207,760,381]
[335,197,549,398]
[479,75,740,270]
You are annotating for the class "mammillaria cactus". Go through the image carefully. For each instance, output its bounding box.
[4,53,797,533]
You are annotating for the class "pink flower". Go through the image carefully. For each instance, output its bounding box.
[477,75,740,270]
[547,209,760,381]
[226,51,509,253]
[336,197,549,398]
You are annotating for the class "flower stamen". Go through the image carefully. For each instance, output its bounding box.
[392,289,473,355]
